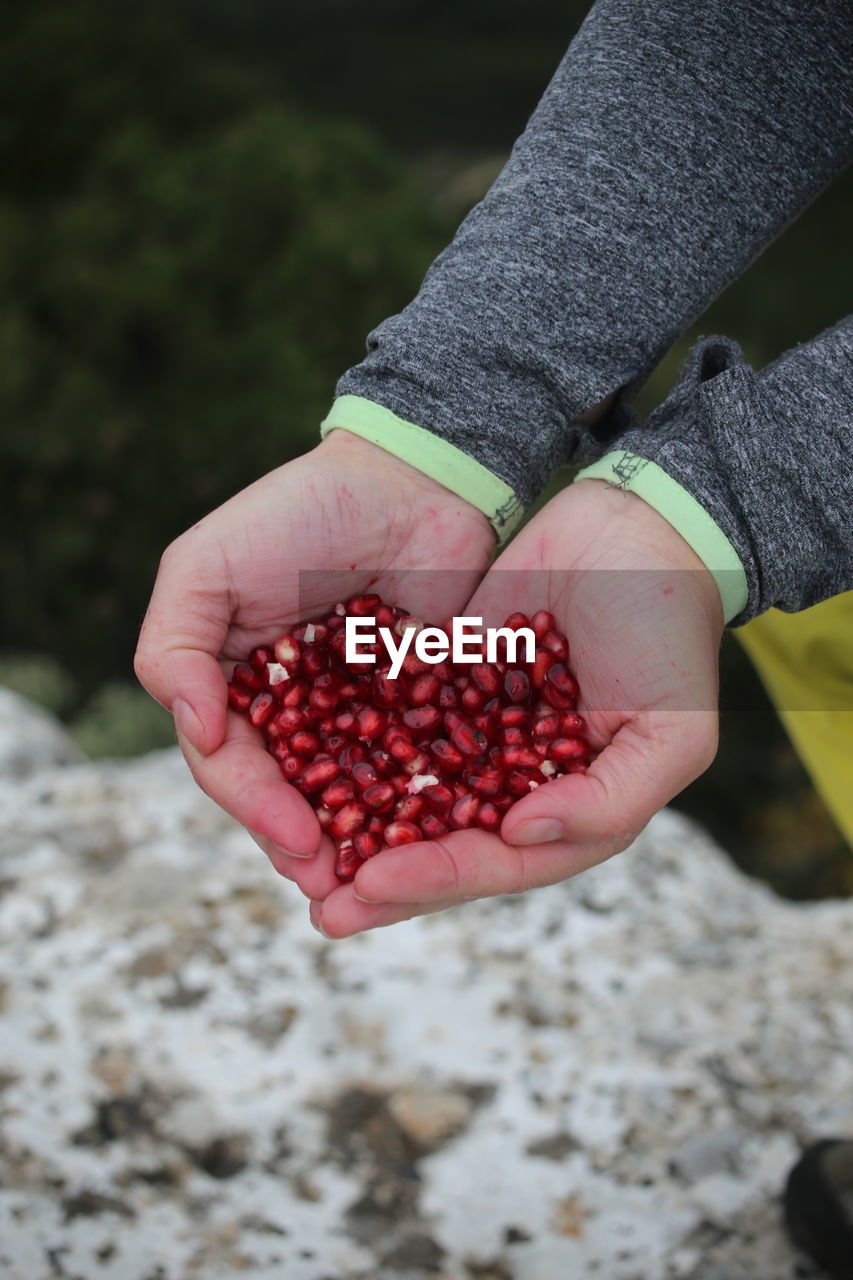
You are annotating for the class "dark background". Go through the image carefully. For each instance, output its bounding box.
[1,0,850,895]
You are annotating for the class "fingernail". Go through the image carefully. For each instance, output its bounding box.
[273,841,315,861]
[507,818,565,846]
[173,698,205,755]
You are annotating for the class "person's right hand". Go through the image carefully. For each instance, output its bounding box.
[134,428,495,897]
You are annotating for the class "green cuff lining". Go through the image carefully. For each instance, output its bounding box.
[320,395,524,541]
[576,450,749,624]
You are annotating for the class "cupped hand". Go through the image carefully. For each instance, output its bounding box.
[312,478,724,937]
[134,429,495,889]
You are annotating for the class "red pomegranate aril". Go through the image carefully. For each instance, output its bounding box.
[543,663,578,709]
[542,630,569,661]
[532,713,561,740]
[439,684,460,710]
[448,719,487,758]
[232,662,263,692]
[389,737,420,764]
[422,783,454,812]
[409,673,441,706]
[500,725,529,748]
[384,820,422,847]
[461,684,486,713]
[531,650,555,689]
[530,609,556,640]
[432,662,452,683]
[395,795,424,822]
[467,769,503,797]
[335,842,361,881]
[374,673,407,708]
[348,593,382,616]
[450,793,479,829]
[353,831,380,860]
[499,705,529,728]
[504,611,531,631]
[301,759,341,791]
[329,803,366,840]
[249,692,275,727]
[289,729,321,757]
[501,745,541,769]
[302,645,330,677]
[402,751,431,776]
[326,734,347,755]
[269,735,291,763]
[270,706,305,736]
[504,669,530,704]
[248,646,275,673]
[549,737,589,764]
[375,604,396,628]
[369,749,395,778]
[280,756,302,782]
[470,663,502,696]
[363,782,396,812]
[282,680,309,708]
[401,652,431,677]
[478,802,502,832]
[506,769,539,797]
[420,814,449,839]
[560,711,587,736]
[367,815,387,836]
[316,805,333,829]
[227,684,252,713]
[334,710,358,738]
[357,706,387,741]
[309,686,338,716]
[431,738,465,772]
[534,741,549,759]
[472,712,498,743]
[403,705,442,735]
[338,743,367,771]
[322,779,355,809]
[274,635,301,667]
[351,761,379,790]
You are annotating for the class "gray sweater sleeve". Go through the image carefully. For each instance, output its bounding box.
[335,0,852,509]
[613,321,853,623]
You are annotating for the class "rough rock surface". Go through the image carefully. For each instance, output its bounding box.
[0,694,851,1280]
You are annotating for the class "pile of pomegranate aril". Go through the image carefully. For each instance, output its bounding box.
[227,596,593,882]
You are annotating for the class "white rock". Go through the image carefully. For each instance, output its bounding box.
[0,687,81,778]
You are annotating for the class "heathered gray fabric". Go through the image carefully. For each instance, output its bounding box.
[335,0,852,617]
[616,321,853,622]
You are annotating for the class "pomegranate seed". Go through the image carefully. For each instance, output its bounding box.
[401,652,431,677]
[270,706,305,736]
[430,739,465,772]
[363,782,396,812]
[500,725,529,748]
[351,761,379,790]
[531,650,554,689]
[357,706,387,741]
[542,630,569,661]
[374,673,407,708]
[504,611,531,631]
[334,710,358,738]
[348,593,382,616]
[432,662,452,683]
[532,713,561,741]
[280,756,302,782]
[338,743,367,770]
[289,729,321,757]
[499,705,529,727]
[501,745,541,769]
[282,680,309,707]
[375,604,395,628]
[402,751,431,776]
[395,795,424,822]
[232,662,264,692]
[367,816,386,836]
[470,663,502,696]
[461,684,486,713]
[448,719,487,758]
[467,769,503,797]
[227,685,252,712]
[335,842,361,881]
[301,759,341,791]
[329,803,366,840]
[369,749,395,777]
[504,669,530,704]
[549,737,589,764]
[409,673,441,706]
[322,779,355,809]
[384,820,422,847]
[390,737,420,763]
[274,635,301,667]
[422,783,454,811]
[438,684,460,710]
[542,663,578,709]
[420,814,449,839]
[248,645,275,671]
[309,686,338,715]
[477,803,501,832]
[249,692,275,727]
[450,793,479,829]
[403,705,442,735]
[560,712,587,735]
[506,769,540,796]
[530,609,556,639]
[353,831,380,860]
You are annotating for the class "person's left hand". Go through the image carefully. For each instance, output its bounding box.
[307,479,724,937]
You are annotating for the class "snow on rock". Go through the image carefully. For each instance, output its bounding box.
[0,694,851,1279]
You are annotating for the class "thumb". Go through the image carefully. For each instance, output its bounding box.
[134,549,230,757]
[501,711,717,847]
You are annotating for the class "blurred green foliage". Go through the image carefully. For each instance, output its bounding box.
[0,0,849,886]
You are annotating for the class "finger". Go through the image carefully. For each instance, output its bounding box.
[350,828,629,906]
[502,710,718,847]
[176,711,321,857]
[309,889,463,939]
[248,830,342,900]
[134,538,230,756]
